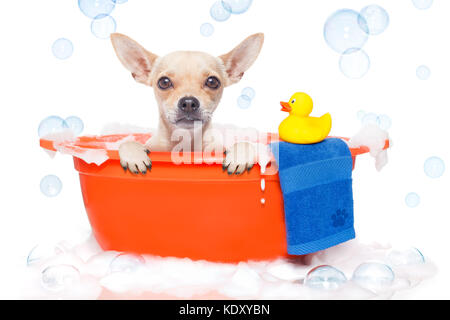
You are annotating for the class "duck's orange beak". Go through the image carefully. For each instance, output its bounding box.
[280,101,292,112]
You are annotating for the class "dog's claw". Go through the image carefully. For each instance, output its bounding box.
[234,164,246,175]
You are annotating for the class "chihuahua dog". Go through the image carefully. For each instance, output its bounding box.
[110,32,264,175]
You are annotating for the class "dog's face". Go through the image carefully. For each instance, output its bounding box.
[110,33,264,131]
[150,51,225,130]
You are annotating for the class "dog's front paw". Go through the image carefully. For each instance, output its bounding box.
[118,141,152,174]
[223,142,257,175]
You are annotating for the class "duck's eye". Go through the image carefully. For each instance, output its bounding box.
[291,99,296,104]
[157,77,173,90]
[205,76,221,90]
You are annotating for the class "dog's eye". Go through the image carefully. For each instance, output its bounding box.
[205,76,221,90]
[158,77,173,90]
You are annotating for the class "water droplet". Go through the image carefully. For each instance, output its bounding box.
[352,262,395,292]
[405,192,420,208]
[109,253,145,273]
[41,265,81,292]
[387,247,425,266]
[304,265,347,290]
[412,0,434,10]
[200,23,215,37]
[65,116,84,136]
[40,175,63,197]
[221,0,253,15]
[361,112,378,126]
[38,116,69,137]
[241,87,256,100]
[359,5,389,35]
[210,1,231,22]
[260,178,265,192]
[424,156,445,178]
[261,198,266,205]
[237,95,252,109]
[416,65,431,80]
[377,114,392,130]
[339,49,370,79]
[78,0,115,19]
[91,15,117,39]
[324,9,369,54]
[52,38,74,60]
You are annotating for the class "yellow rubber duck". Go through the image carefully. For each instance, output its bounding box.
[279,92,332,144]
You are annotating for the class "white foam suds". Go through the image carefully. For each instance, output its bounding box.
[19,234,436,300]
[348,124,391,171]
[101,123,153,136]
[41,129,76,143]
[55,144,109,166]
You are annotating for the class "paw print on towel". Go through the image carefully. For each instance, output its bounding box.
[332,209,348,228]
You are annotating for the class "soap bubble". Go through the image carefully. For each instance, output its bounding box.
[339,48,370,79]
[52,38,74,60]
[78,0,115,19]
[405,192,420,208]
[377,114,392,130]
[352,262,395,292]
[27,243,65,266]
[324,9,369,54]
[358,5,389,35]
[241,87,256,100]
[357,110,366,120]
[91,15,117,39]
[237,95,252,109]
[416,65,431,80]
[65,116,84,136]
[38,116,69,137]
[387,248,425,266]
[304,265,347,290]
[40,175,63,197]
[210,1,231,22]
[200,23,214,37]
[361,112,378,126]
[412,0,434,10]
[41,265,81,292]
[109,253,145,273]
[424,157,445,178]
[221,0,253,14]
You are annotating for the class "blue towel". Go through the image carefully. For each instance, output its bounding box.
[270,138,355,255]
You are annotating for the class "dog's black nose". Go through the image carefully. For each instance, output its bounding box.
[178,96,200,113]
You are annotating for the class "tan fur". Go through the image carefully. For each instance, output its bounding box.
[110,33,264,174]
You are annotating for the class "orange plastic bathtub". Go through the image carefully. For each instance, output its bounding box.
[40,133,389,263]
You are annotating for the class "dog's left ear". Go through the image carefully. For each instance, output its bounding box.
[219,33,264,86]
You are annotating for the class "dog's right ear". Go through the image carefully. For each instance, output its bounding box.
[110,33,158,86]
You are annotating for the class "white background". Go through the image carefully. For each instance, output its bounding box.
[1,0,449,299]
